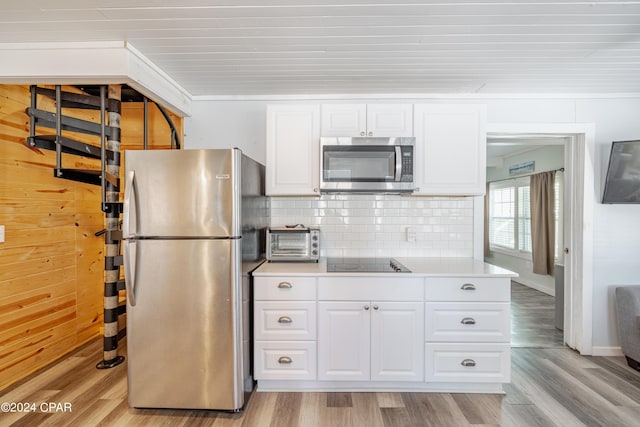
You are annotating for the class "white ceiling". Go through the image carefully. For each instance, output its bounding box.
[2,0,640,97]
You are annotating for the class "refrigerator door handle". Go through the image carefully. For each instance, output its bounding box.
[123,240,138,306]
[123,170,136,238]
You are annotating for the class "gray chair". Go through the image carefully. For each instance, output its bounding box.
[615,286,640,371]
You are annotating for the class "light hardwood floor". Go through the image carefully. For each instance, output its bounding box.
[510,281,565,348]
[2,341,640,425]
[2,283,638,426]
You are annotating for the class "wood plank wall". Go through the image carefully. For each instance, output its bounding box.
[0,84,183,390]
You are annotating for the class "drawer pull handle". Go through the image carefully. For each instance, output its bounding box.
[278,356,292,364]
[278,316,293,324]
[461,317,476,325]
[278,282,292,289]
[461,359,476,367]
[461,283,476,291]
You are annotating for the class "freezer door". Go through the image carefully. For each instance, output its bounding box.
[123,149,241,238]
[126,238,245,410]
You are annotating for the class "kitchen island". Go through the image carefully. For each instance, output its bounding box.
[251,258,517,394]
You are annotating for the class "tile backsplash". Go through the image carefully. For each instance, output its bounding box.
[270,194,474,258]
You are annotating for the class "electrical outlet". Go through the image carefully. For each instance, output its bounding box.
[0,225,4,243]
[406,226,416,242]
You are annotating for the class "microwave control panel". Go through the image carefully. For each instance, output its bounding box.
[400,146,414,182]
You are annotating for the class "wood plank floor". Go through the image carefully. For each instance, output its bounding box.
[2,339,640,426]
[511,281,565,348]
[1,282,634,426]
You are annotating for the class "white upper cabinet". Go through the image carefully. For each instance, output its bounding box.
[321,104,413,137]
[413,104,487,196]
[266,104,321,196]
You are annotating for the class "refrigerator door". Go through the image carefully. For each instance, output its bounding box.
[123,149,241,239]
[126,238,245,410]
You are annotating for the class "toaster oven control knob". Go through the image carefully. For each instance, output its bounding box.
[312,235,318,240]
[312,250,318,255]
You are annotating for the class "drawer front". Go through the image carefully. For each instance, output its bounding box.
[425,343,510,383]
[254,277,317,301]
[425,302,510,342]
[254,341,317,380]
[425,277,510,302]
[318,277,423,301]
[255,301,316,341]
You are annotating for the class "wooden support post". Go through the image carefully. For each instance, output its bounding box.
[97,84,125,369]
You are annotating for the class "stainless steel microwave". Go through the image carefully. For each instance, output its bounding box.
[320,137,415,193]
[267,226,320,262]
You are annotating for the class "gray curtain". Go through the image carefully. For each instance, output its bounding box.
[530,171,556,276]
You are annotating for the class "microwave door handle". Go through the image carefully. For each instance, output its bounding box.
[394,146,402,181]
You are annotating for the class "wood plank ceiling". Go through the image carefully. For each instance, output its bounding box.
[1,0,640,96]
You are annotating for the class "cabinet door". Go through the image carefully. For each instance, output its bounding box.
[370,302,424,381]
[321,104,366,136]
[366,104,413,137]
[413,104,486,195]
[266,105,320,195]
[318,301,370,381]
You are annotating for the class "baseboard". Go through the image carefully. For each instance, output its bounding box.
[591,346,624,356]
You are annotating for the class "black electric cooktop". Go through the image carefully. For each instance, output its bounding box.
[326,257,411,273]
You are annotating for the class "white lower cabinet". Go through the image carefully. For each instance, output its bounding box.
[317,301,370,381]
[254,341,317,380]
[253,274,511,392]
[424,302,510,342]
[318,301,424,382]
[424,277,511,384]
[254,276,317,381]
[370,302,425,381]
[425,343,510,383]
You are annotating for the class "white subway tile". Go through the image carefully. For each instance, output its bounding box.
[268,194,474,259]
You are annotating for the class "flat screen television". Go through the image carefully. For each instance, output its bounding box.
[602,140,640,204]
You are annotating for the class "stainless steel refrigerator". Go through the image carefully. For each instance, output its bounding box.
[122,148,268,411]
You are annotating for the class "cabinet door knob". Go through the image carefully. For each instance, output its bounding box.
[278,316,293,324]
[364,305,370,310]
[278,356,293,364]
[461,283,476,291]
[373,305,379,310]
[360,131,366,136]
[278,282,292,289]
[461,359,476,367]
[461,317,476,325]
[368,131,373,136]
[313,187,319,193]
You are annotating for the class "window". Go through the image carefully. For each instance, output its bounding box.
[489,177,530,254]
[488,172,563,260]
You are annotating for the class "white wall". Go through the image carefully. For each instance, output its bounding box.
[184,101,266,163]
[185,96,640,350]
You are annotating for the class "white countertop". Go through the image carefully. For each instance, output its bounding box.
[253,257,517,278]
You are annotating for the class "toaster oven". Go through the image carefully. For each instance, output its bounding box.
[267,226,320,262]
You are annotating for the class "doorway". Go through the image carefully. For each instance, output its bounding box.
[485,137,566,348]
[475,123,595,355]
